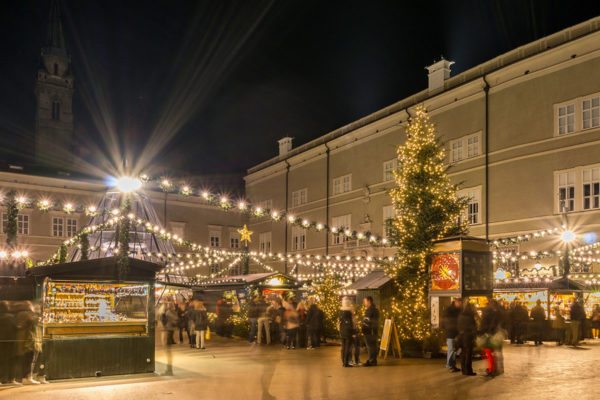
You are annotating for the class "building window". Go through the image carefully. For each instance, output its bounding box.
[66,218,77,238]
[383,159,397,182]
[52,217,64,237]
[450,139,463,163]
[257,199,273,211]
[291,188,308,207]
[557,104,576,135]
[466,134,480,158]
[382,205,395,238]
[583,167,600,210]
[582,95,600,130]
[259,232,272,253]
[331,214,351,245]
[291,227,306,251]
[558,171,575,212]
[52,101,60,121]
[209,231,221,247]
[333,174,352,195]
[457,187,481,225]
[230,237,240,249]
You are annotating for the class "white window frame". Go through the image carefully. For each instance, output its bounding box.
[209,230,221,247]
[52,217,64,237]
[582,94,600,131]
[556,170,576,213]
[382,205,395,238]
[230,236,240,249]
[259,232,272,253]
[291,188,308,207]
[331,214,351,245]
[457,186,482,225]
[333,174,352,195]
[466,133,481,158]
[582,167,600,210]
[449,138,463,163]
[291,227,306,251]
[383,159,398,182]
[555,102,576,135]
[66,218,77,238]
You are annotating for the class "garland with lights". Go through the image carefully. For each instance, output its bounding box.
[4,191,18,247]
[386,106,467,342]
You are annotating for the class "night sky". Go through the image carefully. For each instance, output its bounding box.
[1,0,599,180]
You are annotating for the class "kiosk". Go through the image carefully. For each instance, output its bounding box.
[28,256,162,379]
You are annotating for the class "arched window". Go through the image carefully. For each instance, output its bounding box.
[52,101,60,120]
[53,63,58,75]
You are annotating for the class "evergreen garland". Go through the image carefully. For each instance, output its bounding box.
[58,243,68,264]
[387,106,467,342]
[117,199,131,279]
[4,190,18,247]
[80,233,89,261]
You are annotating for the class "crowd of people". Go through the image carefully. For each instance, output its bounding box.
[338,296,380,367]
[0,300,48,386]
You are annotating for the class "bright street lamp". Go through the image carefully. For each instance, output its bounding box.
[561,230,576,243]
[115,176,142,193]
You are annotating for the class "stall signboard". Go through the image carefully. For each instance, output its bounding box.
[430,253,460,292]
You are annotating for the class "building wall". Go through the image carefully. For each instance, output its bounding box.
[244,18,600,277]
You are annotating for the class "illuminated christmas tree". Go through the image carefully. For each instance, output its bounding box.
[387,106,467,341]
[313,275,342,338]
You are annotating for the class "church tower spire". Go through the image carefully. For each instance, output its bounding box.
[34,0,74,168]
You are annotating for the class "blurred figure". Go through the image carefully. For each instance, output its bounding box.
[15,301,39,385]
[591,304,600,339]
[283,300,299,349]
[276,299,286,345]
[458,302,477,376]
[248,297,260,343]
[530,299,546,346]
[509,300,528,344]
[257,297,271,345]
[362,296,379,367]
[185,301,196,348]
[569,298,585,347]
[176,301,189,345]
[306,298,320,349]
[339,297,355,367]
[192,300,208,350]
[441,298,462,372]
[552,307,566,346]
[479,299,504,377]
[162,302,179,376]
[296,301,307,349]
[351,303,362,366]
[0,301,17,385]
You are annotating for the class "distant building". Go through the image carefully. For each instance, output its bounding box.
[244,17,600,277]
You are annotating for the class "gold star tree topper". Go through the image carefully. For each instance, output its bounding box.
[238,224,253,244]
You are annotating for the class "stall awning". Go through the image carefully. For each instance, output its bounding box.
[347,270,392,290]
[197,272,300,289]
[27,257,163,281]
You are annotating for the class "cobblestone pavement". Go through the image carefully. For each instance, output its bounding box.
[2,339,600,400]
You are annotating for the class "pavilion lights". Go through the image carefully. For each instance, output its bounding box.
[0,249,30,260]
[115,176,143,193]
[490,227,562,247]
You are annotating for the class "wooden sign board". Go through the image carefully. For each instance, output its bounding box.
[379,318,401,359]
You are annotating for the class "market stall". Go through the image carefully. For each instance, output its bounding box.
[345,269,394,309]
[28,256,162,379]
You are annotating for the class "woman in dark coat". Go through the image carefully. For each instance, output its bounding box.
[457,302,477,376]
[339,298,356,367]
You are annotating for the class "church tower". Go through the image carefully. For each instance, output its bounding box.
[34,0,74,168]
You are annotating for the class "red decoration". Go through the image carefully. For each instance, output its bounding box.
[431,253,460,291]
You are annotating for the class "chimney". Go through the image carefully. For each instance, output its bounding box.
[278,137,293,157]
[426,58,454,95]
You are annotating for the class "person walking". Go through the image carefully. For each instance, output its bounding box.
[479,299,503,377]
[362,296,379,367]
[193,300,208,350]
[351,303,362,366]
[257,298,271,345]
[185,301,196,348]
[176,301,189,345]
[441,298,462,372]
[510,300,528,344]
[552,307,566,345]
[569,299,585,347]
[457,302,477,376]
[162,302,179,375]
[248,297,260,343]
[339,297,355,367]
[296,301,308,349]
[306,299,320,349]
[591,304,600,339]
[530,300,546,345]
[277,299,286,345]
[283,301,299,349]
[0,301,17,385]
[15,302,39,385]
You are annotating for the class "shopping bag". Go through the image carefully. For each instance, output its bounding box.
[205,327,211,341]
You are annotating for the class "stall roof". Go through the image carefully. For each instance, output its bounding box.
[347,270,392,290]
[197,272,300,289]
[494,277,586,291]
[27,257,163,281]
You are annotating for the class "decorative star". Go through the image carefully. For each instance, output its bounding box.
[238,224,253,244]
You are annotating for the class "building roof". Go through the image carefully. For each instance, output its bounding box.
[45,0,67,51]
[247,16,600,175]
[347,270,392,290]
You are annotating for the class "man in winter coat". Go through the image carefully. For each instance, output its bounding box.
[569,299,585,347]
[306,299,321,349]
[362,296,380,367]
[441,298,462,372]
[530,300,546,346]
[457,303,477,376]
[510,301,528,344]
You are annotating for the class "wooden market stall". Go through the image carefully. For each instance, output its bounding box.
[28,256,162,379]
[345,270,395,310]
